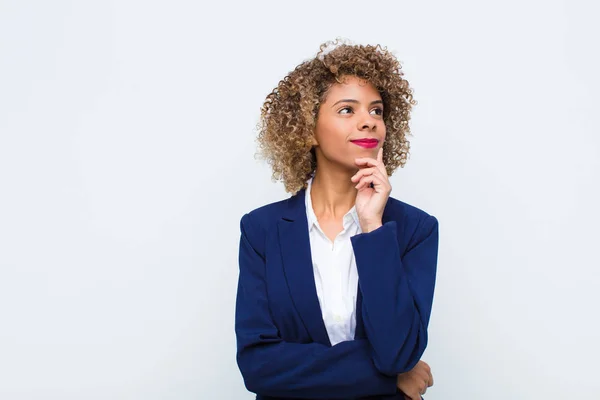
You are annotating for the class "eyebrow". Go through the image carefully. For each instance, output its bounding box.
[331,99,384,108]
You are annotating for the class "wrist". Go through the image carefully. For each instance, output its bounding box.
[360,221,383,233]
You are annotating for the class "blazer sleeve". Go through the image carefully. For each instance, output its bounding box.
[235,212,399,399]
[350,215,439,376]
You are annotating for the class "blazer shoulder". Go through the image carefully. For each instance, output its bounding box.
[237,197,291,259]
[386,195,438,233]
[239,196,290,234]
[387,195,435,220]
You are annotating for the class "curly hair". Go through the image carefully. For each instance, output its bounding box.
[255,38,418,195]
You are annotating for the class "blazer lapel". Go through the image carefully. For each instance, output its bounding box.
[278,187,396,344]
[278,188,331,346]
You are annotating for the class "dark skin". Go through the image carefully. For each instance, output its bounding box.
[309,75,434,399]
[309,75,387,240]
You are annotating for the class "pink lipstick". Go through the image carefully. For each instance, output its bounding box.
[351,139,379,149]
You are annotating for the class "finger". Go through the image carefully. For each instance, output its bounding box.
[354,158,378,168]
[350,167,378,183]
[415,368,430,386]
[419,362,432,386]
[355,173,385,191]
[351,167,386,186]
[355,172,381,189]
[355,157,386,177]
[354,157,382,170]
[355,174,376,191]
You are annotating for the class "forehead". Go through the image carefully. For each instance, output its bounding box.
[323,75,381,102]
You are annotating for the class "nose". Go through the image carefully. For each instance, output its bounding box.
[360,121,376,130]
[358,111,377,131]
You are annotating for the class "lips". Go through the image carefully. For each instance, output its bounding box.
[351,139,379,148]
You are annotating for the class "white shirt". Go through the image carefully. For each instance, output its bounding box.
[305,176,361,346]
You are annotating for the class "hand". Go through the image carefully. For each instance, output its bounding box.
[351,147,392,232]
[396,360,434,400]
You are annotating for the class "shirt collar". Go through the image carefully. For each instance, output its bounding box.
[305,176,361,232]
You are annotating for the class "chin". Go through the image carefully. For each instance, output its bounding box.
[350,142,380,152]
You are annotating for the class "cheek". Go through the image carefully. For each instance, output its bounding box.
[327,119,352,138]
[315,120,348,145]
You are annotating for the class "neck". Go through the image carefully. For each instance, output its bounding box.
[310,167,356,220]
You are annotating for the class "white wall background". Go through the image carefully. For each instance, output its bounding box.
[1,0,598,399]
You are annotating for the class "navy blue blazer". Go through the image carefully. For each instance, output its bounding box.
[235,186,439,400]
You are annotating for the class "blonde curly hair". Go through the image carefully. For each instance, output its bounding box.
[255,38,418,195]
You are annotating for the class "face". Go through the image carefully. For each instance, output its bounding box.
[312,75,386,172]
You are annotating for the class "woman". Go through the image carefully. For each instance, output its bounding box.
[235,38,439,400]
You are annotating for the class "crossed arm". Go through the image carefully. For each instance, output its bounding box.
[235,212,439,398]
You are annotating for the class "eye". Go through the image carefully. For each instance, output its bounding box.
[338,106,384,116]
[371,107,383,116]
